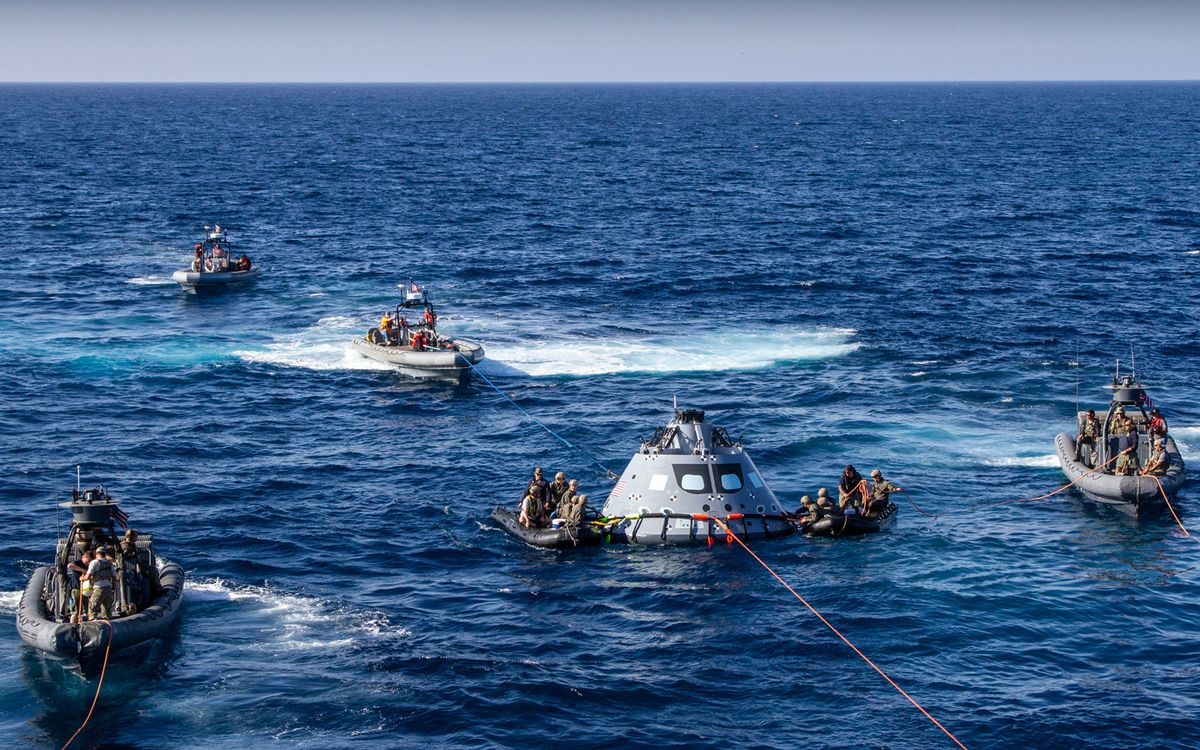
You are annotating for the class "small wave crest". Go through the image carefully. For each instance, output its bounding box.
[0,589,22,614]
[981,454,1060,468]
[187,577,407,651]
[1167,426,1200,460]
[125,275,175,286]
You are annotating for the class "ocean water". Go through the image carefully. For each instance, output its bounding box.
[1,82,1199,749]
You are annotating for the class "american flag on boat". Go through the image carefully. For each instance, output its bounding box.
[409,281,421,294]
[608,477,626,502]
[110,505,129,529]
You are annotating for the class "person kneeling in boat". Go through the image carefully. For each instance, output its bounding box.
[1141,440,1170,477]
[83,546,116,621]
[867,469,901,516]
[237,254,252,271]
[559,493,588,527]
[411,330,428,351]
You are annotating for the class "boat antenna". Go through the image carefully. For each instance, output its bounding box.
[1130,344,1136,378]
[54,467,62,542]
[1080,343,1089,417]
[672,394,678,416]
[76,464,81,493]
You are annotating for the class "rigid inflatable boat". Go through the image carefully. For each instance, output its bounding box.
[172,224,259,294]
[353,280,485,381]
[1056,370,1185,515]
[15,487,184,667]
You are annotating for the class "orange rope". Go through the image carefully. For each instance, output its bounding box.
[992,451,1121,506]
[61,620,113,750]
[713,518,970,750]
[1148,474,1200,547]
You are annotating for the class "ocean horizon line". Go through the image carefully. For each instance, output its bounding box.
[1,78,1198,86]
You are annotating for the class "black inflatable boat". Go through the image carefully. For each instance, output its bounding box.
[491,507,603,549]
[796,503,897,537]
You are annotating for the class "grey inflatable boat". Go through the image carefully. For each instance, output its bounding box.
[172,224,260,294]
[15,487,184,667]
[353,281,485,381]
[1056,372,1186,516]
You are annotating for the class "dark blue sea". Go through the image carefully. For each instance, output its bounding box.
[1,83,1199,749]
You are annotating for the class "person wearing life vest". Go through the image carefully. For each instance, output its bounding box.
[83,546,116,620]
[1076,408,1101,466]
[1147,408,1168,437]
[423,306,437,329]
[380,313,395,344]
[238,254,251,272]
[192,245,204,272]
[411,330,427,351]
[1141,440,1170,477]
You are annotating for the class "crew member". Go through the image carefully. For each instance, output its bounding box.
[380,313,395,344]
[1142,440,1170,477]
[868,470,901,516]
[83,546,116,621]
[527,467,550,521]
[238,254,251,271]
[1076,408,1101,466]
[548,472,570,516]
[423,306,437,328]
[1147,408,1169,437]
[838,465,867,511]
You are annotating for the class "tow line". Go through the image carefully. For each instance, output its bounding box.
[61,620,114,750]
[713,518,971,750]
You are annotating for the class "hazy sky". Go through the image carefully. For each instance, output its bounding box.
[3,0,1198,82]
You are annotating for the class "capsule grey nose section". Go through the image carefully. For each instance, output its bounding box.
[601,408,793,544]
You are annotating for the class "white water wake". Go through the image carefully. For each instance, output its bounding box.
[186,578,407,651]
[235,315,859,376]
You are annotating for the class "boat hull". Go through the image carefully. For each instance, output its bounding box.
[352,338,484,381]
[16,562,185,663]
[172,266,260,293]
[799,503,897,537]
[491,508,603,549]
[1055,433,1185,516]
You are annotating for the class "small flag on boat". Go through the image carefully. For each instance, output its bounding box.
[110,505,129,529]
[1140,391,1155,409]
[608,478,626,502]
[409,281,422,294]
